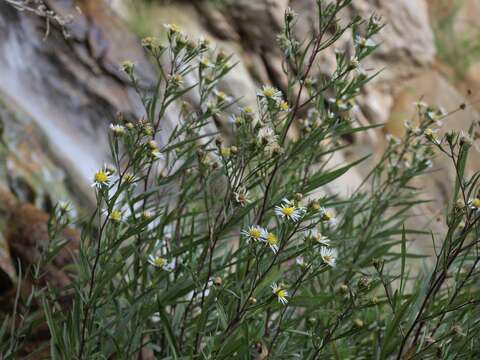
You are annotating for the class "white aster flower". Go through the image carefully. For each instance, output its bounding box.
[296,256,305,267]
[275,198,304,222]
[320,247,337,267]
[257,85,282,102]
[468,198,480,211]
[148,253,175,271]
[306,229,331,246]
[265,232,279,254]
[264,141,283,156]
[110,123,126,136]
[320,207,337,227]
[214,89,233,104]
[164,23,181,35]
[355,35,376,48]
[91,167,113,188]
[242,225,267,243]
[233,188,251,207]
[271,282,288,305]
[257,126,278,145]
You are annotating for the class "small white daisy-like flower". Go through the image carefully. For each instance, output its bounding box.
[241,106,255,116]
[110,209,123,223]
[151,148,163,159]
[257,127,278,145]
[355,35,376,48]
[214,89,233,104]
[91,168,113,188]
[264,142,283,156]
[320,247,337,267]
[306,229,331,246]
[349,56,360,69]
[424,128,441,145]
[469,198,480,211]
[296,256,305,267]
[242,225,267,242]
[459,131,473,146]
[148,253,175,271]
[271,283,288,305]
[257,85,282,102]
[233,188,251,207]
[320,208,337,227]
[275,199,304,222]
[150,312,161,323]
[170,73,184,86]
[164,23,181,35]
[58,201,71,213]
[110,124,126,136]
[265,232,279,254]
[279,100,290,112]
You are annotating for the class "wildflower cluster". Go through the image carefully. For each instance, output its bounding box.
[8,2,480,360]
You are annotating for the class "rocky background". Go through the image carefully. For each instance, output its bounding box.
[0,0,479,292]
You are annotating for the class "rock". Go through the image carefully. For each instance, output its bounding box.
[6,202,79,289]
[226,0,288,54]
[0,187,17,293]
[0,1,154,205]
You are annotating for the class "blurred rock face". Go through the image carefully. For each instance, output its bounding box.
[0,0,478,281]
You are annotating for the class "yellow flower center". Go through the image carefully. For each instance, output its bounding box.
[95,171,109,184]
[282,206,295,217]
[323,211,332,220]
[249,228,261,239]
[323,255,332,263]
[110,210,122,222]
[220,147,231,158]
[243,106,253,114]
[276,289,286,298]
[267,233,278,246]
[279,101,289,111]
[173,74,183,84]
[424,128,433,136]
[263,88,275,98]
[472,198,480,208]
[170,23,181,33]
[153,257,166,267]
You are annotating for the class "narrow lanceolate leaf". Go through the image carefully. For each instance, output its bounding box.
[303,155,370,193]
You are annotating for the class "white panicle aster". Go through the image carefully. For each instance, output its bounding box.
[257,126,278,145]
[257,85,282,103]
[275,198,304,222]
[320,247,337,267]
[320,207,337,227]
[91,167,113,189]
[355,35,376,48]
[306,229,331,246]
[296,256,305,267]
[265,232,279,254]
[110,124,126,136]
[148,253,175,271]
[242,225,267,243]
[271,283,289,305]
[468,198,480,211]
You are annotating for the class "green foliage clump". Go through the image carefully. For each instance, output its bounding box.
[2,1,480,359]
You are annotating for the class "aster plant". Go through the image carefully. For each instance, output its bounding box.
[2,0,480,359]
